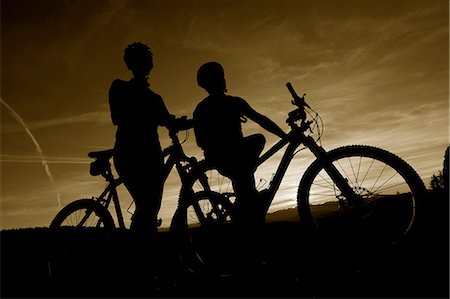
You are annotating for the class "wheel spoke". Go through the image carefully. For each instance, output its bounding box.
[371,177,408,194]
[317,172,336,189]
[301,146,424,252]
[173,165,237,275]
[370,163,388,193]
[335,159,356,188]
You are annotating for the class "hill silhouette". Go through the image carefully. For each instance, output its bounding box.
[1,190,448,298]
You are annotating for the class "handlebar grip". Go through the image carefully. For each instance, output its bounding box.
[286,82,299,99]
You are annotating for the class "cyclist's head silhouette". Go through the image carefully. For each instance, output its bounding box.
[124,42,153,78]
[197,61,227,94]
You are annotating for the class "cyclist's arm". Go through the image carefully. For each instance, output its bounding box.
[155,97,194,131]
[155,94,174,128]
[166,115,194,131]
[109,79,125,126]
[152,93,194,131]
[154,93,189,132]
[193,107,206,149]
[240,99,286,139]
[175,118,194,130]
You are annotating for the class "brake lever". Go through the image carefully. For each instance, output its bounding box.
[286,82,311,109]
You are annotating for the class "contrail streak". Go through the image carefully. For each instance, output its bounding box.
[1,98,62,207]
[0,154,90,164]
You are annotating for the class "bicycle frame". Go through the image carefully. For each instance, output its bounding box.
[255,130,299,211]
[93,130,195,229]
[94,171,124,228]
[255,121,357,216]
[161,131,198,187]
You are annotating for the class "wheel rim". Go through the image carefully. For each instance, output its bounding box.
[174,166,237,275]
[48,199,114,281]
[302,151,419,250]
[58,207,108,228]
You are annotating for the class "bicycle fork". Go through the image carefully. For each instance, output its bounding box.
[303,135,360,206]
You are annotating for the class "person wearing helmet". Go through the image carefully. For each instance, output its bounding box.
[109,42,177,235]
[193,61,286,226]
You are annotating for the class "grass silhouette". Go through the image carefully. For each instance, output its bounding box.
[1,190,448,298]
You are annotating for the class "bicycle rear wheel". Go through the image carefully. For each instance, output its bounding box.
[171,166,237,275]
[50,198,115,229]
[48,198,115,284]
[298,145,426,251]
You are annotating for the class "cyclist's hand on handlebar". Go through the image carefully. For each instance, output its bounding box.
[176,116,194,130]
[167,115,194,132]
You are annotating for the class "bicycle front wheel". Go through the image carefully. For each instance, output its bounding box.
[171,165,237,275]
[298,145,426,251]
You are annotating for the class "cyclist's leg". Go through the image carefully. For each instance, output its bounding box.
[242,133,266,168]
[216,139,265,225]
[234,138,269,267]
[114,141,164,227]
[127,179,162,235]
[114,160,162,280]
[230,171,267,271]
[113,150,165,285]
[213,155,266,270]
[232,174,261,225]
[124,159,164,235]
[239,133,269,215]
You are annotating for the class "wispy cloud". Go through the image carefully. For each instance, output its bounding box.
[59,0,133,70]
[2,0,447,230]
[2,110,111,134]
[0,154,90,164]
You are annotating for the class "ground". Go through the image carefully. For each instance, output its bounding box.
[1,191,448,298]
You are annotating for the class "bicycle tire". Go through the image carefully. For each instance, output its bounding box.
[298,145,426,251]
[50,198,115,229]
[48,198,115,282]
[171,165,236,275]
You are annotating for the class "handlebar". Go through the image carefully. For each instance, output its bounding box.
[286,82,310,109]
[168,115,194,136]
[285,82,311,127]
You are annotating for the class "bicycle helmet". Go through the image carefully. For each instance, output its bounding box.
[197,61,227,92]
[123,42,153,72]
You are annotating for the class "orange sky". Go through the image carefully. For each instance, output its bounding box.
[1,0,448,229]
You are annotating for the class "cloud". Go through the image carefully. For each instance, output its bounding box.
[2,110,111,134]
[58,0,134,70]
[2,0,447,230]
[0,154,90,164]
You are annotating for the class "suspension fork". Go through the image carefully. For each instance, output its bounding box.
[173,157,196,205]
[302,135,359,204]
[177,161,227,221]
[171,159,201,227]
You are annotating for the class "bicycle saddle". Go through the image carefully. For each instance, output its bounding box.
[88,149,114,160]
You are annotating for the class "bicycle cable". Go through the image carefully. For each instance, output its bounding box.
[180,129,190,145]
[307,107,324,146]
[126,200,135,215]
[293,107,323,156]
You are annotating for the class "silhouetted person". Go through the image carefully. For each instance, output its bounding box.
[109,42,176,236]
[193,61,286,226]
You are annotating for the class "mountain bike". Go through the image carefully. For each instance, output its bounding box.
[47,118,218,282]
[49,120,197,230]
[169,82,427,275]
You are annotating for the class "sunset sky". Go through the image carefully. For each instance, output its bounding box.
[1,0,448,230]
